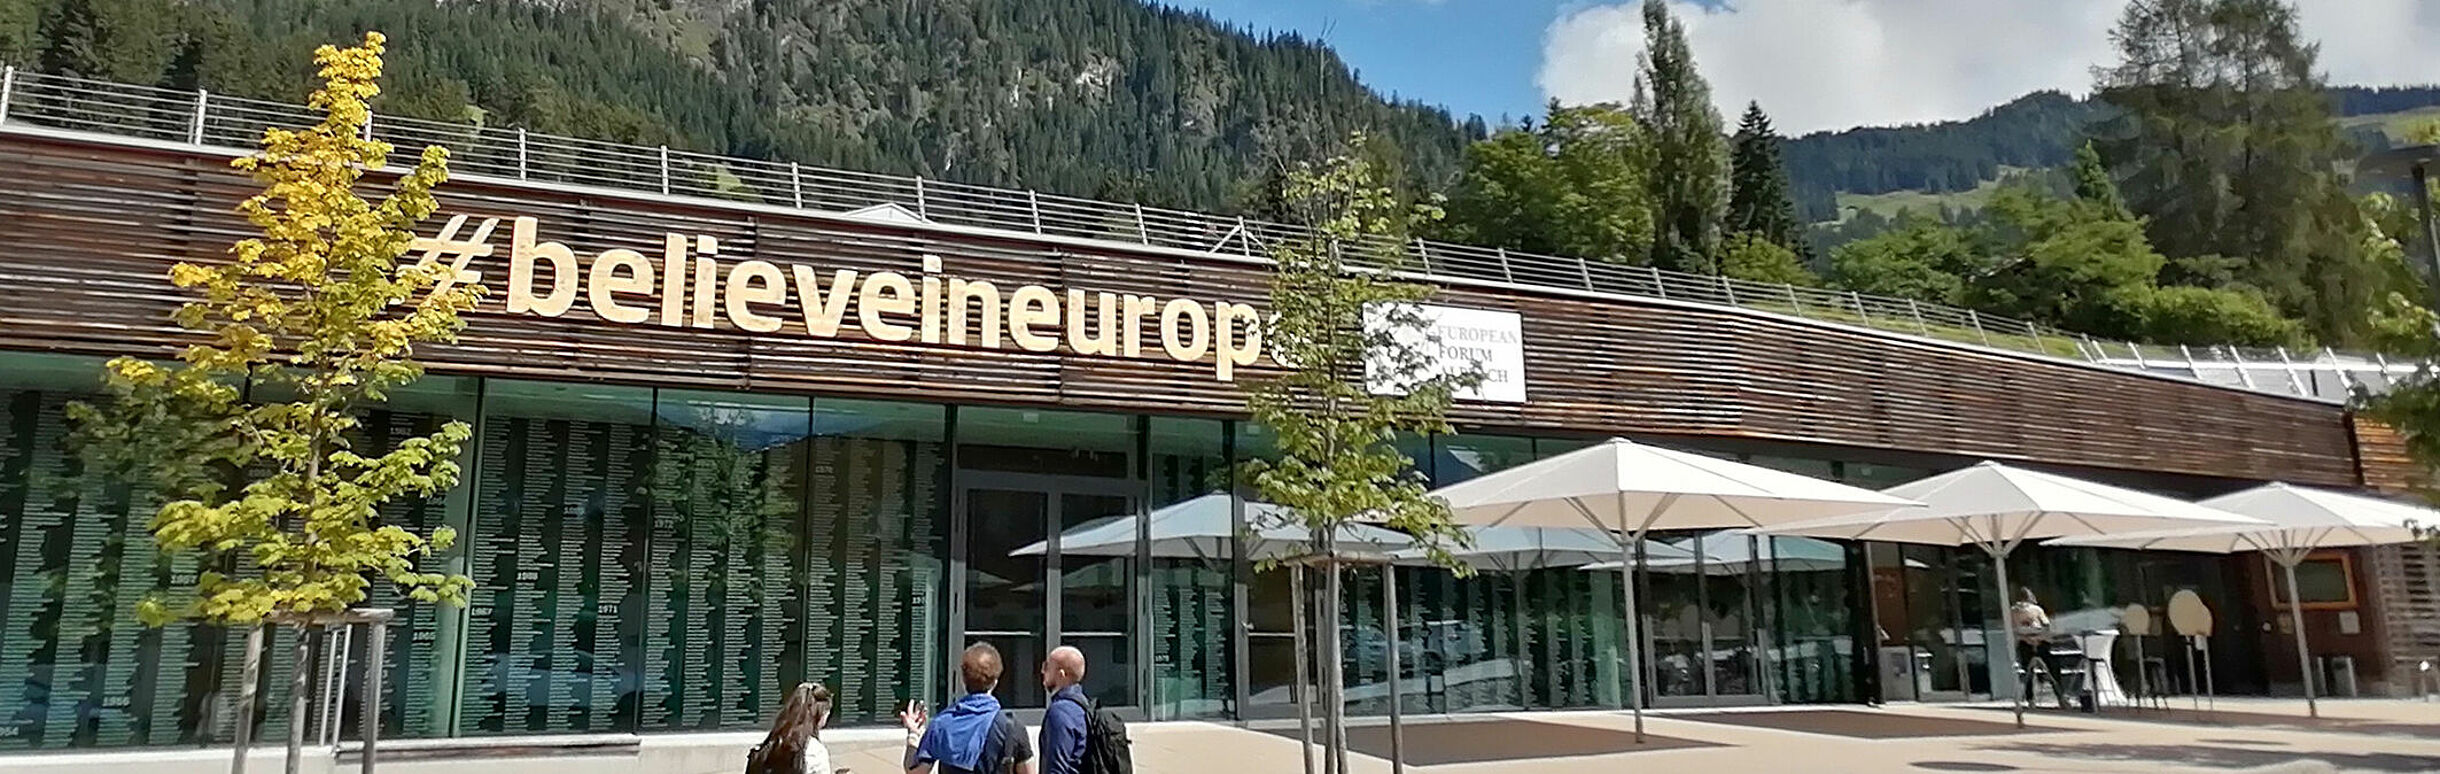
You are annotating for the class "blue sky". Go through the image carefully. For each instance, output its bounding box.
[1164,0,1578,124]
[1168,0,2440,136]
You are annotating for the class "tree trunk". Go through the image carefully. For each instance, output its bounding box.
[230,625,265,774]
[287,625,313,774]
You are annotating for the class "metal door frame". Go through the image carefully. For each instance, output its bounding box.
[1646,533,1778,708]
[947,471,1144,721]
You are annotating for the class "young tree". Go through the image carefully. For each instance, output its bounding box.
[67,31,479,771]
[1727,102,1802,254]
[1244,133,1477,774]
[1719,232,1816,287]
[1635,0,1728,275]
[1441,102,1655,264]
[1828,219,1982,305]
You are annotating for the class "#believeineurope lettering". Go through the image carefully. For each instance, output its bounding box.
[409,215,1266,381]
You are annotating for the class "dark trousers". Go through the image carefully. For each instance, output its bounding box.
[2017,641,2074,707]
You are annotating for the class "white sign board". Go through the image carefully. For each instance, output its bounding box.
[1365,304,1527,403]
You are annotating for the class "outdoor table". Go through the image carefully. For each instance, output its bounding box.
[2075,630,2127,709]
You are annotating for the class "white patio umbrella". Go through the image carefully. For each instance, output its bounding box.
[1011,493,1412,560]
[1757,461,2267,727]
[1428,437,1921,740]
[2048,482,2438,718]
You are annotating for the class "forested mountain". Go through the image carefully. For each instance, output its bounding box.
[1783,85,2440,222]
[0,0,1478,211]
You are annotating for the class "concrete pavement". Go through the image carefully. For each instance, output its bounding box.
[812,699,2440,774]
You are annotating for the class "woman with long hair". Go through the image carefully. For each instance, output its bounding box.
[750,683,836,774]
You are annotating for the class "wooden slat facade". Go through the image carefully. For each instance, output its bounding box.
[2346,417,2440,693]
[0,130,2364,486]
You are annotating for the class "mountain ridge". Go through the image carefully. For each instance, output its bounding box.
[1783,84,2440,222]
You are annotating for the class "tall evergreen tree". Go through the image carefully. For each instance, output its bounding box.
[2094,0,2386,345]
[2068,140,2128,219]
[1727,101,1801,254]
[1633,0,1728,275]
[35,0,106,78]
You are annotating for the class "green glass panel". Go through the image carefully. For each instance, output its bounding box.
[645,389,808,731]
[460,381,655,735]
[805,398,945,725]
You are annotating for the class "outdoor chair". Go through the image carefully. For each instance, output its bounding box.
[2117,654,2176,708]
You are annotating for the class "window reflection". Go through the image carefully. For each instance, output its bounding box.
[646,389,809,730]
[463,381,655,735]
[806,398,945,724]
[1147,418,1230,720]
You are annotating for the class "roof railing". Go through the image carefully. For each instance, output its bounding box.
[0,66,2405,403]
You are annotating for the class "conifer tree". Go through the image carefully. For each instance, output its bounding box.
[2095,0,2388,345]
[1727,102,1801,255]
[35,0,106,78]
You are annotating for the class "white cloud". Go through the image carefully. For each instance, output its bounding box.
[1539,0,2440,136]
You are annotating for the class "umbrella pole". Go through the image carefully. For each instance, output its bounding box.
[1384,566,1405,774]
[2278,554,2318,718]
[1512,574,1529,711]
[1618,532,1645,743]
[1990,544,2024,729]
[1292,565,1315,774]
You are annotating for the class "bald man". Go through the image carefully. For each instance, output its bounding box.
[1037,646,1089,774]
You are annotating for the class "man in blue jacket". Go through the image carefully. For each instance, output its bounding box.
[1037,646,1090,774]
[905,643,1035,774]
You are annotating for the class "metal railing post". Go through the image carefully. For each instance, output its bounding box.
[1030,191,1045,234]
[188,89,208,145]
[1907,299,1931,336]
[1239,217,1254,256]
[915,177,930,220]
[0,66,15,125]
[2180,345,2202,383]
[1721,275,1738,307]
[516,128,529,180]
[1850,291,1871,326]
[1576,256,1594,291]
[1783,283,1800,315]
[354,609,393,774]
[658,145,671,195]
[1966,310,1992,347]
[1415,238,1435,274]
[2228,347,2258,390]
[360,111,373,142]
[1651,266,1669,299]
[2276,348,2308,396]
[2025,321,2044,352]
[789,162,804,208]
[1134,203,1150,244]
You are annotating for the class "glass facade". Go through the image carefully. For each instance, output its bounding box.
[0,351,2274,749]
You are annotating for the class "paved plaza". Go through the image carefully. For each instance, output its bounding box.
[806,699,2440,774]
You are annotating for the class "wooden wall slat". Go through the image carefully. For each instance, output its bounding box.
[0,133,2360,485]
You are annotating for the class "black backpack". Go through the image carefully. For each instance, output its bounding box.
[1057,694,1134,774]
[743,739,803,774]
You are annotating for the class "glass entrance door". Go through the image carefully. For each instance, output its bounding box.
[1646,532,1773,707]
[954,474,1140,712]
